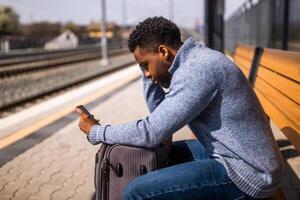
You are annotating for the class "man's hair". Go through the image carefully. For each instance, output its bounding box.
[128,16,182,52]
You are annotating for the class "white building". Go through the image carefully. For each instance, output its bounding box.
[44,30,78,50]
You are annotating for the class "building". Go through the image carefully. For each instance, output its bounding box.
[44,30,78,50]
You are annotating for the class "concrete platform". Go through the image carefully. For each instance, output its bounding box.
[0,74,192,200]
[271,122,300,200]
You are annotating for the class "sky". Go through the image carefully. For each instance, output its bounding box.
[0,0,246,28]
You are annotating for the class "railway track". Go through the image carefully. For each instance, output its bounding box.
[0,47,128,77]
[0,46,100,66]
[0,48,136,117]
[0,43,123,64]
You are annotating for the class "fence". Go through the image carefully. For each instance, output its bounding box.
[225,0,300,52]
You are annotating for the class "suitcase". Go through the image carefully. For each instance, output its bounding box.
[91,137,172,200]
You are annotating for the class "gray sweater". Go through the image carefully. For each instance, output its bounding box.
[88,38,284,198]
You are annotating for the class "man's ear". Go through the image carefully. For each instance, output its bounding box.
[158,45,169,60]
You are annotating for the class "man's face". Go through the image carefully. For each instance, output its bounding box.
[133,46,172,88]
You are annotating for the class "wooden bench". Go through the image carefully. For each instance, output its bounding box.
[253,48,300,151]
[233,44,300,200]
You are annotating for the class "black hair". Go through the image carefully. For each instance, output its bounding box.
[128,16,182,52]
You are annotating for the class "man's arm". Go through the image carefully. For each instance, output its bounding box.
[143,76,166,113]
[88,65,219,148]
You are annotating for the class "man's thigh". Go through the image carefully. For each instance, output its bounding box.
[123,159,247,200]
[169,139,209,165]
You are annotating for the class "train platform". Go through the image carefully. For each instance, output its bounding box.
[0,64,299,199]
[0,63,193,200]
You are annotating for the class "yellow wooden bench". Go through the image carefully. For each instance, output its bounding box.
[233,44,300,200]
[253,48,300,151]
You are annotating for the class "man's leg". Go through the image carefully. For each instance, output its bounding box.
[169,139,210,165]
[123,139,248,200]
[123,159,247,200]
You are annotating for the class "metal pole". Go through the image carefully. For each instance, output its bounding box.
[282,0,289,50]
[100,0,109,65]
[122,0,127,26]
[204,0,224,52]
[122,0,127,48]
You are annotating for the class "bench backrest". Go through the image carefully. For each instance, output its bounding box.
[253,48,300,151]
[233,45,300,152]
[233,44,255,78]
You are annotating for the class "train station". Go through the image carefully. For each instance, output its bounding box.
[0,0,299,200]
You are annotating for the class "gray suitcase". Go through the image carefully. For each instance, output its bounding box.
[91,137,172,200]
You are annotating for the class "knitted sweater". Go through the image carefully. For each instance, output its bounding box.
[88,38,284,198]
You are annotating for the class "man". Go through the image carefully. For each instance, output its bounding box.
[78,17,284,199]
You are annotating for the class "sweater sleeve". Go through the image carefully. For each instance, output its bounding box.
[88,64,219,148]
[143,76,166,113]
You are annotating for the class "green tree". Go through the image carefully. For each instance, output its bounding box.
[0,6,20,37]
[22,22,62,47]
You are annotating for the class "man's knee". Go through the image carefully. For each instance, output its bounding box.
[123,184,134,200]
[123,178,145,200]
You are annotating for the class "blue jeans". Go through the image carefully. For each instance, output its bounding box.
[123,139,251,200]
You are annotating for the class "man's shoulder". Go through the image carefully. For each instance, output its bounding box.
[171,47,239,91]
[177,46,228,76]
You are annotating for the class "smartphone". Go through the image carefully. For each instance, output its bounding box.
[76,105,99,124]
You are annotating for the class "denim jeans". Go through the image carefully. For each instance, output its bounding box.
[123,139,252,200]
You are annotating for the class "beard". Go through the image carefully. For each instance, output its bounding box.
[156,61,172,88]
[159,76,171,88]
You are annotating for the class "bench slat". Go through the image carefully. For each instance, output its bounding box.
[234,56,252,77]
[235,63,250,77]
[254,88,300,152]
[256,65,300,104]
[254,77,300,128]
[260,48,300,82]
[233,44,256,79]
[234,44,255,61]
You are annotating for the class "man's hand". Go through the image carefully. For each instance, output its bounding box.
[75,106,99,135]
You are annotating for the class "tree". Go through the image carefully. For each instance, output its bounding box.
[0,6,20,37]
[22,22,62,47]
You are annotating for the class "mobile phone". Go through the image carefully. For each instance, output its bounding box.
[76,105,99,124]
[76,105,93,117]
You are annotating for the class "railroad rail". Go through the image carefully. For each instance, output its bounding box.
[0,43,123,63]
[0,46,128,77]
[0,49,135,115]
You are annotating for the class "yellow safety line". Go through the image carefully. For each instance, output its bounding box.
[0,71,141,150]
